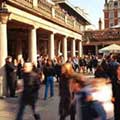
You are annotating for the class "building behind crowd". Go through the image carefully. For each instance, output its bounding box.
[104,0,120,28]
[83,0,120,55]
[0,0,90,96]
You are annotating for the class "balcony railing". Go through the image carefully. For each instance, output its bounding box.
[55,9,65,21]
[14,0,33,8]
[67,16,74,26]
[38,1,52,15]
[7,0,83,32]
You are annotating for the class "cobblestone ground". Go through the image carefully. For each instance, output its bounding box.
[0,82,114,120]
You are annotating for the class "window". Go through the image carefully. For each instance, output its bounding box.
[118,10,120,18]
[110,22,114,27]
[109,11,114,19]
[114,1,118,7]
[109,19,114,27]
[118,18,120,24]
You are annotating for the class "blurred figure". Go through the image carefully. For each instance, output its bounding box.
[112,64,120,120]
[59,63,75,120]
[5,56,17,97]
[15,62,41,120]
[70,74,106,120]
[94,65,108,79]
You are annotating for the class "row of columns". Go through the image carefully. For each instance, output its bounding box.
[16,28,83,64]
[0,11,83,96]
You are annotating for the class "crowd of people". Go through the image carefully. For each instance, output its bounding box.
[4,53,120,120]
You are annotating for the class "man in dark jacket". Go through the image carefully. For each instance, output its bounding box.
[15,62,41,120]
[5,56,17,97]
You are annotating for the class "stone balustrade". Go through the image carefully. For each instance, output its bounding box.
[67,16,74,26]
[55,9,65,21]
[38,1,52,17]
[13,0,33,8]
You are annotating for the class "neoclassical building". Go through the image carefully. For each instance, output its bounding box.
[0,0,90,96]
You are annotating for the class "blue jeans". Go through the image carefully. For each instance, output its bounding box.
[44,76,54,100]
[91,101,107,120]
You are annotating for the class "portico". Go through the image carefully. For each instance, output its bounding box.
[0,0,90,96]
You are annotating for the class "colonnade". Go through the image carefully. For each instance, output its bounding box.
[0,10,83,96]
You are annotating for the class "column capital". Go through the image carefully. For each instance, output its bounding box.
[0,9,10,24]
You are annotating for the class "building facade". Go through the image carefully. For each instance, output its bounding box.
[83,0,120,55]
[0,0,90,96]
[83,28,120,55]
[104,0,120,28]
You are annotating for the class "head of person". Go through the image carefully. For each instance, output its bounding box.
[23,62,33,73]
[61,63,74,75]
[6,56,12,63]
[47,59,52,66]
[70,74,86,93]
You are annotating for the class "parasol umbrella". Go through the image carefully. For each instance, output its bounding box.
[99,44,120,53]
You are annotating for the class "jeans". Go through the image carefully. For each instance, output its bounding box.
[91,101,107,120]
[44,76,54,100]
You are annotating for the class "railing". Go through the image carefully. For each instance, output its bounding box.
[55,9,65,21]
[38,1,52,15]
[76,21,81,30]
[25,0,33,4]
[14,0,33,8]
[67,16,74,26]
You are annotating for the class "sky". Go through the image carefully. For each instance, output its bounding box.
[69,0,105,29]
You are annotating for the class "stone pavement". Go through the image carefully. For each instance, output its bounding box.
[0,83,70,120]
[0,82,114,120]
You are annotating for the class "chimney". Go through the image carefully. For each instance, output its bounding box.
[99,18,102,30]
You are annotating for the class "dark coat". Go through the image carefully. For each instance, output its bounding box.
[59,74,75,117]
[112,76,120,120]
[21,72,40,105]
[5,62,17,84]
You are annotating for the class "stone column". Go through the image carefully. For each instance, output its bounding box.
[71,39,76,57]
[62,36,68,62]
[58,40,61,56]
[49,32,55,60]
[78,40,83,57]
[29,27,37,66]
[0,11,10,96]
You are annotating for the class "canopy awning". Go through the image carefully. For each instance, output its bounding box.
[99,44,120,53]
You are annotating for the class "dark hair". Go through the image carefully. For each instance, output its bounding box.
[5,56,12,63]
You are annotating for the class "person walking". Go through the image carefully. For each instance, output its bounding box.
[70,74,106,120]
[15,62,41,120]
[59,63,76,120]
[111,64,120,120]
